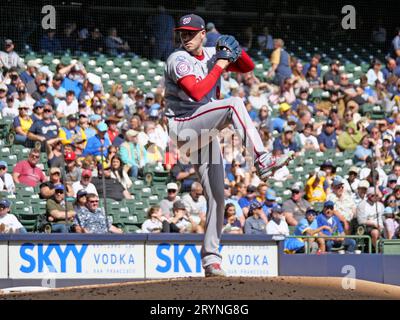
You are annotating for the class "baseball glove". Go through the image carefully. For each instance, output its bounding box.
[215,35,241,63]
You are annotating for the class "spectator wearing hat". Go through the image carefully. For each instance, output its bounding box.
[270,102,292,133]
[72,169,98,197]
[317,118,338,152]
[323,60,341,86]
[317,201,356,253]
[282,184,311,226]
[354,180,370,205]
[105,116,120,144]
[73,189,87,215]
[32,78,55,106]
[27,103,59,150]
[345,166,360,195]
[2,94,18,118]
[74,193,122,234]
[64,150,81,184]
[56,90,78,119]
[238,185,258,218]
[169,200,200,234]
[356,187,384,249]
[0,39,25,71]
[48,166,74,197]
[267,206,305,253]
[20,60,40,93]
[223,203,243,234]
[92,164,132,201]
[262,189,278,219]
[13,103,33,144]
[378,134,395,166]
[14,84,35,111]
[204,22,221,47]
[82,27,105,53]
[244,201,267,235]
[273,123,300,155]
[0,199,26,234]
[84,114,102,139]
[327,176,356,234]
[119,129,148,178]
[385,174,398,196]
[58,114,87,147]
[46,184,75,233]
[294,208,328,253]
[0,83,8,109]
[30,99,45,122]
[383,206,399,240]
[159,182,181,218]
[305,170,329,204]
[13,149,47,187]
[82,122,111,157]
[0,161,15,192]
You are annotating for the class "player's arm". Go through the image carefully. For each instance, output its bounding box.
[226,50,255,73]
[177,61,228,102]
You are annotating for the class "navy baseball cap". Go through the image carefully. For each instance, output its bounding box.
[175,14,205,31]
[306,208,317,216]
[77,189,87,198]
[249,201,263,213]
[324,200,335,208]
[54,185,65,191]
[0,199,11,208]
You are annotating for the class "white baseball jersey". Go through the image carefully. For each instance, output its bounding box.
[165,47,221,118]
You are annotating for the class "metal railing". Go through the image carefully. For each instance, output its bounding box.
[286,235,372,254]
[376,239,400,254]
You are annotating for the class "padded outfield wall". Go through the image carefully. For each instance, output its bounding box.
[0,234,399,288]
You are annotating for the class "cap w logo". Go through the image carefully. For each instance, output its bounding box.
[183,17,191,25]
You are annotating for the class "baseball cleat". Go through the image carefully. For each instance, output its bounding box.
[255,150,295,181]
[204,263,227,277]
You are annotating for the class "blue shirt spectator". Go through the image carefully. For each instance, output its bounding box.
[40,31,62,53]
[318,126,337,150]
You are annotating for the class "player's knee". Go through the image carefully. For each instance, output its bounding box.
[228,96,244,108]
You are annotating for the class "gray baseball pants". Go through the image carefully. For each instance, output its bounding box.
[168,97,265,268]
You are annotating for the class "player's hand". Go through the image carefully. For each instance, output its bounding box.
[215,35,241,63]
[216,59,231,70]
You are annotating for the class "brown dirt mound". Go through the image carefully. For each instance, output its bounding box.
[1,276,400,300]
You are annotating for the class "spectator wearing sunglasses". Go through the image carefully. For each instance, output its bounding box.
[13,103,33,144]
[317,201,356,253]
[46,184,75,233]
[326,176,356,234]
[12,149,47,187]
[2,95,18,118]
[27,104,59,151]
[159,183,181,218]
[73,193,122,234]
[0,161,15,192]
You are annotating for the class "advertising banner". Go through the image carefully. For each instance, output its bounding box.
[145,242,278,278]
[9,242,145,279]
[0,242,8,279]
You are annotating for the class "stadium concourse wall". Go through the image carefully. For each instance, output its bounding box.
[0,234,399,288]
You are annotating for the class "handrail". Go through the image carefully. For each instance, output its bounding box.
[286,235,372,254]
[376,239,400,254]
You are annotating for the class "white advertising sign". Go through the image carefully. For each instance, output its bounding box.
[145,242,278,278]
[0,243,8,279]
[9,242,145,279]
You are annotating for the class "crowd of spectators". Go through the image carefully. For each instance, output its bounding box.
[1,22,400,254]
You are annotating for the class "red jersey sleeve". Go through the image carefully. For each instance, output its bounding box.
[227,50,255,73]
[177,64,224,102]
